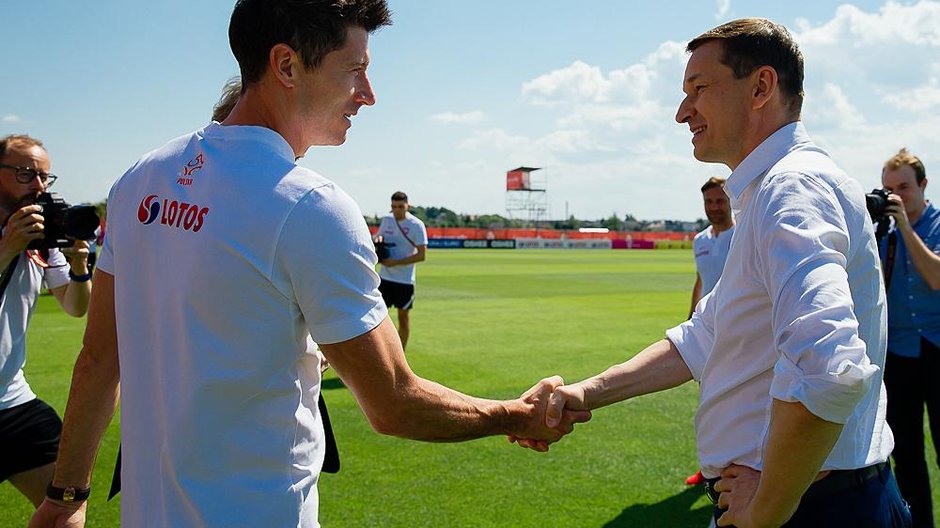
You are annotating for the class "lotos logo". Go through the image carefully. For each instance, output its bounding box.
[137,194,210,233]
[137,194,160,225]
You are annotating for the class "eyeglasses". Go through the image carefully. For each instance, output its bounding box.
[0,163,57,188]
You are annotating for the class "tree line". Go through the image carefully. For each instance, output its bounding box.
[365,205,708,233]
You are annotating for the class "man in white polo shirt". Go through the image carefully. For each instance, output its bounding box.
[517,18,909,527]
[688,176,734,319]
[30,2,589,527]
[685,176,734,486]
[376,190,427,351]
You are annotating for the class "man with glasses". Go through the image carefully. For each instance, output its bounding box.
[0,134,91,507]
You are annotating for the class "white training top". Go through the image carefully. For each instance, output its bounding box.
[666,122,893,478]
[377,212,427,285]
[0,248,68,410]
[97,123,387,528]
[692,224,734,297]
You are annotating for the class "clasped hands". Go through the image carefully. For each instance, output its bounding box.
[508,377,591,452]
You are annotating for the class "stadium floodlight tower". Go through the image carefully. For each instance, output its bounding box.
[505,166,549,228]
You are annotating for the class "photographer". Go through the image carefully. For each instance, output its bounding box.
[879,148,940,528]
[0,134,91,507]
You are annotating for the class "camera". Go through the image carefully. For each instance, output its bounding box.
[373,236,391,261]
[865,188,892,240]
[28,192,100,250]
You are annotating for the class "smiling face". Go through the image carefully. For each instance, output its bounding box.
[702,186,732,228]
[675,40,754,170]
[296,26,375,147]
[882,164,927,218]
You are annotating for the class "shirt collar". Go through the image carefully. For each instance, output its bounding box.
[200,122,296,163]
[725,121,810,206]
[914,201,938,228]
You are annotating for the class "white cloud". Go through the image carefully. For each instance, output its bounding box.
[804,83,866,129]
[521,61,612,106]
[458,128,531,152]
[716,0,731,20]
[430,110,485,124]
[518,41,688,134]
[882,77,940,112]
[458,127,609,157]
[556,101,669,131]
[438,1,940,220]
[796,1,940,47]
[2,114,21,123]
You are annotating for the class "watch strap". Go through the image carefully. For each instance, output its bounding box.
[68,270,93,282]
[47,483,91,502]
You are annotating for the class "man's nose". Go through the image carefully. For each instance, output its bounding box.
[29,173,45,192]
[676,96,692,124]
[357,72,376,106]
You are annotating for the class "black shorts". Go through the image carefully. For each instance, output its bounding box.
[379,279,415,310]
[0,398,62,481]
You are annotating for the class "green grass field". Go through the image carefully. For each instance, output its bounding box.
[4,249,938,527]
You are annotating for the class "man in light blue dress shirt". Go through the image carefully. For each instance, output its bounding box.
[514,18,911,528]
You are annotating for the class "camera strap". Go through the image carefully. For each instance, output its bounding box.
[394,218,418,249]
[0,256,18,302]
[883,231,898,292]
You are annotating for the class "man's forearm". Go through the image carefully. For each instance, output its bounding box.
[371,375,521,441]
[580,338,693,410]
[689,275,703,319]
[897,224,940,290]
[62,280,92,317]
[52,347,120,488]
[750,399,844,526]
[390,251,426,266]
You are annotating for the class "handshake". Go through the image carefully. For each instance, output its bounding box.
[507,376,592,452]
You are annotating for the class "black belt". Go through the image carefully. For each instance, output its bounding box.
[704,461,889,505]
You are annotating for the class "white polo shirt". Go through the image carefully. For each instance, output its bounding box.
[98,123,387,527]
[0,248,69,409]
[666,122,892,478]
[377,212,427,285]
[692,224,734,297]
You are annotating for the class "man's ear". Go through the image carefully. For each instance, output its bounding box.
[751,66,778,111]
[269,43,300,88]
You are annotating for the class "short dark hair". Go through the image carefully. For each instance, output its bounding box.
[884,148,927,185]
[0,134,45,163]
[701,177,727,193]
[687,18,804,117]
[391,191,407,203]
[229,0,392,86]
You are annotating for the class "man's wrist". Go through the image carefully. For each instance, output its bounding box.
[750,485,800,527]
[46,483,91,503]
[69,270,92,282]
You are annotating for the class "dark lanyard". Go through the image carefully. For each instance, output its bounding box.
[883,231,898,292]
[0,255,18,302]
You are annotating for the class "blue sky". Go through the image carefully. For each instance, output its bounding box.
[3,0,938,221]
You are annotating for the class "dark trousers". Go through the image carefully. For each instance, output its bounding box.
[712,463,910,527]
[885,338,940,528]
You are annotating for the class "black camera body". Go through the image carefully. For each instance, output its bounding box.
[865,188,892,240]
[372,236,395,262]
[28,192,100,250]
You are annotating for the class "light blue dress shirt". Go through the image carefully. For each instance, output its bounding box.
[882,201,940,357]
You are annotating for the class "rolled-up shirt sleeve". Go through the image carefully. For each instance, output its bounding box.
[666,288,717,381]
[760,173,879,424]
